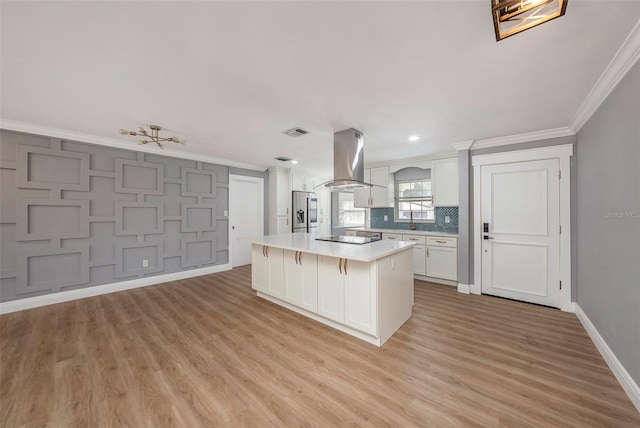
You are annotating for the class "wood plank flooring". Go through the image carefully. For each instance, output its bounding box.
[1,266,638,427]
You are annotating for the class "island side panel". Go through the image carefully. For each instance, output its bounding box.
[377,248,414,345]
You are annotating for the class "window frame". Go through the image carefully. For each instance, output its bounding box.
[394,178,435,223]
[336,191,366,228]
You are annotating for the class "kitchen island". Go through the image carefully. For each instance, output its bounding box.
[247,233,415,346]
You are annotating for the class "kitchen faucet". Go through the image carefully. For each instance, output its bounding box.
[409,210,417,230]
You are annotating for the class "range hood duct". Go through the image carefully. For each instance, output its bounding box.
[323,128,374,191]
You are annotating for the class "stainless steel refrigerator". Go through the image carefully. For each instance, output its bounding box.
[292,191,318,236]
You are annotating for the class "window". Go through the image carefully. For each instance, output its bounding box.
[395,179,434,222]
[337,191,365,227]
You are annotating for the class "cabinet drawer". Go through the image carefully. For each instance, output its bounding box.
[345,230,357,237]
[382,233,402,241]
[426,236,457,248]
[402,234,426,245]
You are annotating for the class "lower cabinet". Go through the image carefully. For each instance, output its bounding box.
[251,244,284,298]
[402,234,426,276]
[317,255,376,335]
[426,237,457,281]
[283,250,318,313]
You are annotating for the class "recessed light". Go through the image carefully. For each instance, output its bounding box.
[291,160,298,164]
[408,135,420,142]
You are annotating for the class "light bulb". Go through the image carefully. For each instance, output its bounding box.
[408,135,420,142]
[119,129,129,135]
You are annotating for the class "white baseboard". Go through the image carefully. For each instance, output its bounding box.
[457,283,470,294]
[0,263,231,315]
[574,304,640,412]
[469,283,480,295]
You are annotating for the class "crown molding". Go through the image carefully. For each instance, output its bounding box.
[0,119,268,172]
[471,127,575,151]
[367,150,458,170]
[569,18,640,133]
[452,140,474,151]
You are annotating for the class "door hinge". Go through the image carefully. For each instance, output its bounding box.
[558,170,562,180]
[559,225,562,235]
[559,281,562,290]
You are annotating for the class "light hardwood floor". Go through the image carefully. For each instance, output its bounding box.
[1,266,638,427]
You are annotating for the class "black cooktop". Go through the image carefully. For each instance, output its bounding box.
[315,235,381,245]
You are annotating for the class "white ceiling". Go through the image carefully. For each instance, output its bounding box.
[2,1,639,177]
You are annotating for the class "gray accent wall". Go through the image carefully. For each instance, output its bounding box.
[0,130,263,303]
[575,61,640,385]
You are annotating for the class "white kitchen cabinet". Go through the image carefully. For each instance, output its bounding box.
[402,234,426,276]
[317,255,345,323]
[317,255,376,335]
[251,244,284,297]
[276,216,289,234]
[284,250,318,313]
[291,173,316,191]
[432,158,459,206]
[268,167,291,234]
[354,167,391,208]
[343,258,376,335]
[426,236,457,281]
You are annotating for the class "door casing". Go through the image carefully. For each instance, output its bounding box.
[472,144,573,312]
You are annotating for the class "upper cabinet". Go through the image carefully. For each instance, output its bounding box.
[354,166,392,208]
[291,173,316,192]
[432,158,458,206]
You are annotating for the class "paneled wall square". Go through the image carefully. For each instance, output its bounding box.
[115,202,163,236]
[181,167,216,198]
[115,241,164,278]
[115,159,163,195]
[16,199,89,241]
[16,248,89,293]
[181,204,216,232]
[182,238,215,268]
[16,145,89,191]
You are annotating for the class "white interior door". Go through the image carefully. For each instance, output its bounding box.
[480,159,560,307]
[230,175,264,267]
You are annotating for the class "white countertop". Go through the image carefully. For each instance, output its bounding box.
[246,233,415,262]
[346,227,458,237]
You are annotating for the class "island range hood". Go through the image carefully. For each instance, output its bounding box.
[322,128,374,191]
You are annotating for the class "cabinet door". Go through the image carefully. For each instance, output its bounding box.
[291,174,305,191]
[276,172,290,216]
[276,216,289,234]
[317,255,345,322]
[353,169,371,207]
[251,244,269,292]
[297,252,318,312]
[369,166,390,207]
[411,245,426,276]
[343,259,376,335]
[432,158,459,206]
[266,247,284,298]
[426,246,457,280]
[284,250,318,313]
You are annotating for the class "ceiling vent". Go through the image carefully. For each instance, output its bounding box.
[274,156,293,162]
[282,127,309,137]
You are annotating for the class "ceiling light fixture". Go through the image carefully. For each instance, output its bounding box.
[119,124,185,148]
[408,135,420,142]
[291,160,299,164]
[492,0,568,41]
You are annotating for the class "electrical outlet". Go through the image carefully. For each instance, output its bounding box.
[445,216,450,223]
[142,259,149,268]
[383,214,388,221]
[223,210,228,217]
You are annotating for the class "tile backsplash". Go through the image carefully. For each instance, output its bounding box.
[370,206,458,233]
